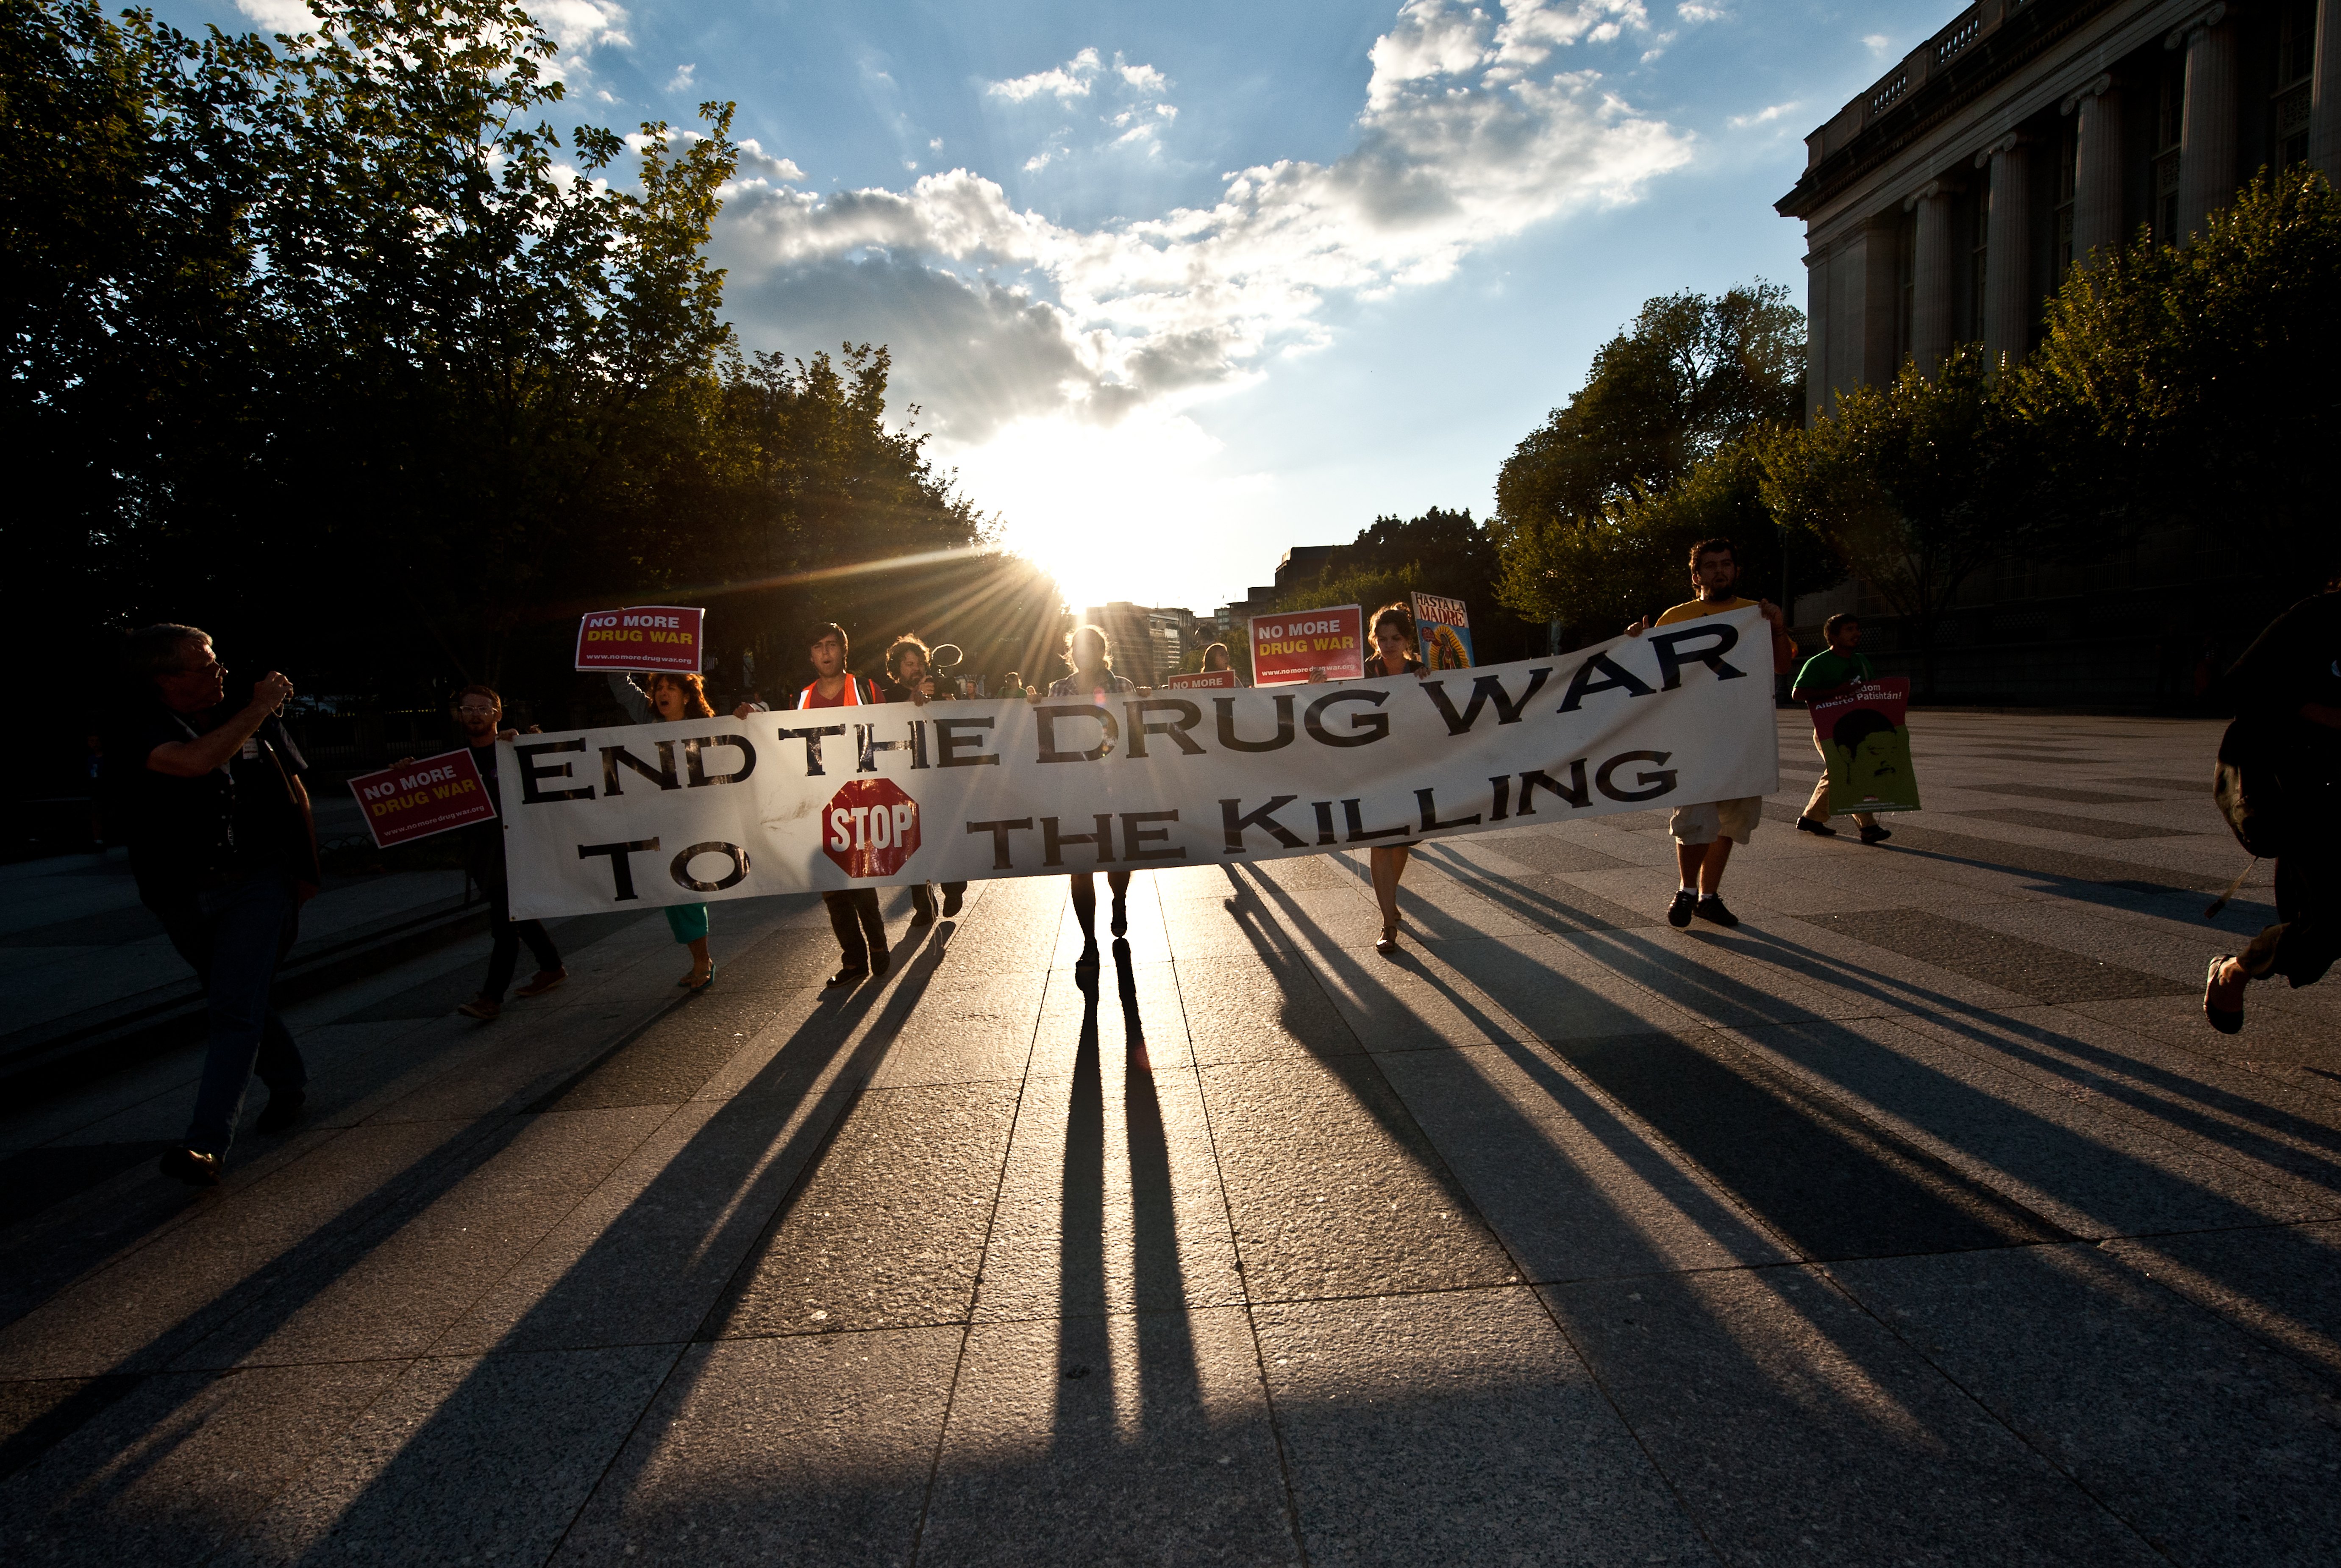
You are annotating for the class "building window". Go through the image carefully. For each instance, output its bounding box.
[2054,122,2077,282]
[2153,53,2184,244]
[2274,0,2315,170]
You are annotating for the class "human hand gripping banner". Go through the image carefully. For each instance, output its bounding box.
[1808,677,1922,815]
[500,608,1782,920]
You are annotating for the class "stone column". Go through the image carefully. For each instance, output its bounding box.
[1857,220,1901,388]
[1803,243,1830,421]
[2171,4,2237,241]
[1977,136,2031,365]
[2312,0,2341,179]
[1904,180,1960,375]
[2063,74,2123,263]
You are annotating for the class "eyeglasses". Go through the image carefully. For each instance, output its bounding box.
[456,705,498,715]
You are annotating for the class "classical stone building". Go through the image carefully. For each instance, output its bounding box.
[1775,0,2333,704]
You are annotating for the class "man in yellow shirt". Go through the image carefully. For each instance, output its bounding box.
[1624,536,1799,929]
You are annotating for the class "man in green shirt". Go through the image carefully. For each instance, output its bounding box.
[1791,613,1888,844]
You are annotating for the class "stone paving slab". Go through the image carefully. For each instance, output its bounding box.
[5,712,2341,1564]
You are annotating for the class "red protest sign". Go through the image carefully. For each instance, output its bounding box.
[1248,605,1364,686]
[574,605,705,673]
[1164,669,1237,690]
[348,749,498,849]
[822,777,922,880]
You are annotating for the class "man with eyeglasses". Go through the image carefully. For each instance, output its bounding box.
[116,623,317,1187]
[448,685,565,1021]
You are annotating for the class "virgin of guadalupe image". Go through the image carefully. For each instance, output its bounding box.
[1829,707,1921,811]
[1420,622,1471,670]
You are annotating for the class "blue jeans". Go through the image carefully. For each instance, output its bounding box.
[156,873,308,1157]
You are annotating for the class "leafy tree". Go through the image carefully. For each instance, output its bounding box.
[1759,346,2035,695]
[2009,165,2341,598]
[3,0,281,670]
[1492,283,1804,540]
[5,0,1061,790]
[1501,438,1841,638]
[1492,283,1813,641]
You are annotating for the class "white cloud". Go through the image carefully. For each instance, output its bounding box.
[1725,100,1798,129]
[720,1,1686,445]
[987,47,1103,102]
[234,0,317,33]
[667,62,695,92]
[1118,61,1168,92]
[1677,3,1728,21]
[1863,33,1891,54]
[534,0,632,53]
[930,137,946,151]
[734,139,806,184]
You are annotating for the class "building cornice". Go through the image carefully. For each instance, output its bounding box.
[1777,0,2126,220]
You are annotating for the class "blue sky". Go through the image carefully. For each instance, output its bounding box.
[183,0,1954,613]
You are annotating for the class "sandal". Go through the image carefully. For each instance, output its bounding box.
[1375,925,1400,956]
[678,963,716,993]
[2203,955,2243,1035]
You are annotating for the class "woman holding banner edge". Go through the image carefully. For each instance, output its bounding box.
[1040,624,1136,968]
[607,669,720,991]
[1363,604,1427,956]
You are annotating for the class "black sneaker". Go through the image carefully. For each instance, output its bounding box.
[159,1147,222,1188]
[255,1088,307,1135]
[1859,824,1893,845]
[1694,894,1740,928]
[942,885,964,917]
[825,964,868,988]
[870,944,891,978]
[1666,890,1697,928]
[1796,816,1838,837]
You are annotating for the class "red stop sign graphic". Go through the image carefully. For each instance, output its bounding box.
[822,777,923,879]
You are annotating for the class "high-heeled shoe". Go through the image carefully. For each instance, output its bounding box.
[1375,925,1399,956]
[1109,899,1128,938]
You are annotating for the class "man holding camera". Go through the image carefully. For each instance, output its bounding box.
[116,624,318,1187]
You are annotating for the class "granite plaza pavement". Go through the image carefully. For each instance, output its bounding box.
[3,710,2339,1565]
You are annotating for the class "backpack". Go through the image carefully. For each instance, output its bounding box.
[2212,715,2288,860]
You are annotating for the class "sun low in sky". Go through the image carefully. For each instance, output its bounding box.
[206,0,1951,616]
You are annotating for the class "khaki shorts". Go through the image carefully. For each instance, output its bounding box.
[1669,796,1762,846]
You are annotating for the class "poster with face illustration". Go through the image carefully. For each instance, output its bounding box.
[1809,678,1921,814]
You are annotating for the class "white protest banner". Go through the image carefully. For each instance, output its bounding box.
[503,608,1778,921]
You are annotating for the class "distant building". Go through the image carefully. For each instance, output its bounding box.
[1275,545,1343,593]
[1775,0,2333,705]
[1782,0,2330,407]
[1217,586,1282,645]
[1080,602,1207,685]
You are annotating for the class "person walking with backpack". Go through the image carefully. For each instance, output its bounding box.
[2203,580,2341,1032]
